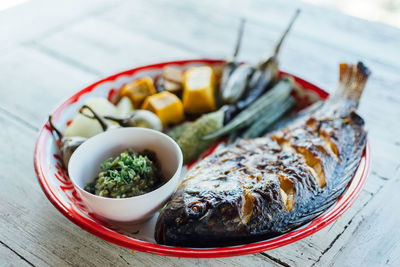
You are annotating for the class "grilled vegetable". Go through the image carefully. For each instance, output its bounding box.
[48,116,87,168]
[223,9,300,123]
[119,77,156,108]
[65,97,118,138]
[163,66,184,84]
[155,62,371,247]
[241,96,295,138]
[49,105,117,169]
[159,67,184,94]
[162,79,182,94]
[220,18,246,100]
[116,96,134,117]
[167,121,194,141]
[221,63,254,104]
[141,91,184,127]
[182,66,216,114]
[176,109,225,164]
[104,110,163,131]
[50,103,124,167]
[204,77,295,140]
[78,105,120,132]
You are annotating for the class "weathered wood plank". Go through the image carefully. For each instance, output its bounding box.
[0,113,280,267]
[316,176,400,266]
[0,243,32,267]
[34,17,198,76]
[0,0,115,51]
[97,0,400,67]
[0,45,98,127]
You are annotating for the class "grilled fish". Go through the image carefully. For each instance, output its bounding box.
[155,62,370,247]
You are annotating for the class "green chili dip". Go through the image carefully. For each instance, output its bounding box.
[84,149,163,198]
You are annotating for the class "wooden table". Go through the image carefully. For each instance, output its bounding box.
[1,0,399,266]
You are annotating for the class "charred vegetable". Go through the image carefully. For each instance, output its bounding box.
[65,97,120,138]
[167,121,194,141]
[119,77,156,108]
[204,77,295,140]
[48,116,87,168]
[49,104,122,167]
[221,63,254,104]
[161,67,184,94]
[223,9,300,123]
[241,96,295,138]
[79,105,120,132]
[51,105,121,167]
[172,109,225,164]
[104,110,163,131]
[116,96,134,117]
[220,18,246,101]
[182,66,216,114]
[141,91,184,127]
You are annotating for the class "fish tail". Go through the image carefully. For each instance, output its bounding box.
[338,62,371,106]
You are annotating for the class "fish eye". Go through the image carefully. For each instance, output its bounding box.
[187,201,205,216]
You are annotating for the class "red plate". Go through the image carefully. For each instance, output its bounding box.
[34,59,370,258]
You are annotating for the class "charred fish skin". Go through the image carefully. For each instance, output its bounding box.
[155,62,370,247]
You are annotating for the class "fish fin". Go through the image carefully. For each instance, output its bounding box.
[337,62,371,107]
[289,115,367,228]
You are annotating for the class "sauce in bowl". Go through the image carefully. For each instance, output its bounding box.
[85,149,163,198]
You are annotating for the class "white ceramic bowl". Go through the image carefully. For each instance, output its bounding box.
[68,127,183,223]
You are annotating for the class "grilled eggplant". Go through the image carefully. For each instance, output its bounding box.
[155,62,370,247]
[222,9,300,123]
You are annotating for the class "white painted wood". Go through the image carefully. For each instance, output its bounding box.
[0,243,31,267]
[0,0,113,51]
[35,17,198,76]
[0,45,98,127]
[97,0,400,67]
[317,177,400,267]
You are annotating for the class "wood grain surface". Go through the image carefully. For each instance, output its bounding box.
[1,0,399,266]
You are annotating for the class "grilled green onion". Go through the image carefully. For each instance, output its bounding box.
[241,96,295,138]
[203,77,295,140]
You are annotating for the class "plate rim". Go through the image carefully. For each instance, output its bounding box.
[34,58,371,258]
